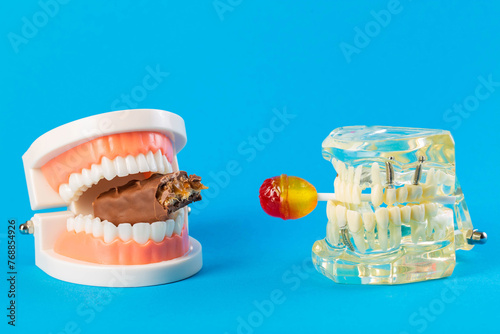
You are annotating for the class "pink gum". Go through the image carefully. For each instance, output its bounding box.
[53,226,189,265]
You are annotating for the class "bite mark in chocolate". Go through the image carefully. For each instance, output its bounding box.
[93,171,206,225]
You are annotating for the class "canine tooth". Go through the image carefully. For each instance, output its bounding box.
[125,155,139,174]
[396,187,408,203]
[133,223,150,244]
[174,210,185,235]
[347,210,362,233]
[371,184,384,207]
[84,215,93,234]
[67,217,75,232]
[113,156,128,177]
[74,215,84,233]
[92,219,104,238]
[81,169,94,188]
[146,151,158,172]
[162,155,172,173]
[335,205,347,228]
[154,151,165,173]
[136,154,149,172]
[406,185,423,202]
[90,164,103,183]
[371,163,381,184]
[151,221,167,242]
[69,173,84,192]
[375,207,389,251]
[425,203,438,219]
[384,188,396,206]
[401,206,411,224]
[352,185,362,205]
[103,221,118,243]
[118,223,132,242]
[165,219,175,237]
[101,157,116,180]
[59,184,73,202]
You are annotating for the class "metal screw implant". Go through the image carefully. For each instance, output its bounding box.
[341,228,355,251]
[385,156,395,188]
[466,229,487,245]
[19,220,34,235]
[412,156,426,185]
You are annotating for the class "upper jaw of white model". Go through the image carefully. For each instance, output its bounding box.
[321,126,479,254]
[21,109,203,287]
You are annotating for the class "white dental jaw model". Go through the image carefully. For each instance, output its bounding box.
[20,109,203,287]
[312,126,486,284]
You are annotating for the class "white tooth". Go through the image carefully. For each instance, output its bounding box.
[162,155,172,173]
[151,221,167,242]
[326,201,336,221]
[401,206,411,224]
[375,207,389,251]
[347,210,362,233]
[90,164,103,183]
[146,151,158,172]
[347,166,355,183]
[362,212,376,231]
[59,184,73,202]
[67,217,75,231]
[371,184,384,207]
[389,206,402,226]
[92,219,104,238]
[335,205,347,228]
[425,203,438,219]
[354,165,363,185]
[335,179,344,202]
[154,151,165,173]
[344,182,352,203]
[352,185,362,205]
[81,169,94,188]
[174,211,184,235]
[84,215,93,234]
[406,185,423,202]
[425,168,436,184]
[422,185,438,198]
[74,215,84,233]
[133,223,151,244]
[114,156,128,177]
[326,220,340,246]
[384,188,396,206]
[371,163,381,184]
[125,155,139,174]
[101,157,116,181]
[396,187,408,203]
[118,223,132,242]
[165,219,175,237]
[411,204,425,222]
[68,173,84,192]
[136,153,149,173]
[352,232,367,253]
[103,221,118,243]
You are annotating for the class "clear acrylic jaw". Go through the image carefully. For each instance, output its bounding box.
[312,126,485,285]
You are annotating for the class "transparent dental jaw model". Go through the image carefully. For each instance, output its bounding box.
[311,126,485,284]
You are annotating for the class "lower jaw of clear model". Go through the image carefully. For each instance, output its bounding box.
[326,157,454,253]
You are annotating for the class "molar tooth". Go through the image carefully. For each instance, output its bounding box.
[165,219,175,237]
[118,223,132,242]
[335,205,347,228]
[425,203,438,219]
[400,206,411,224]
[133,223,151,244]
[81,169,94,188]
[371,184,384,207]
[59,184,73,202]
[411,204,425,222]
[396,187,408,203]
[371,163,381,184]
[406,185,423,202]
[101,157,116,180]
[103,221,118,243]
[67,217,75,232]
[375,207,389,251]
[84,215,93,234]
[114,156,128,177]
[422,185,438,198]
[384,188,396,206]
[146,151,158,172]
[90,164,103,183]
[92,219,104,238]
[136,153,149,173]
[154,151,165,173]
[125,155,139,174]
[151,221,167,242]
[68,173,84,192]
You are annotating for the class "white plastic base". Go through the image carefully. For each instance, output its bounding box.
[32,212,202,287]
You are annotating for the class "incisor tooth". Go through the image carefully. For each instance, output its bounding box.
[146,151,158,172]
[118,223,132,242]
[103,221,118,243]
[136,154,149,173]
[375,208,389,251]
[101,157,116,180]
[326,201,336,222]
[92,219,104,238]
[347,210,363,233]
[335,205,347,228]
[154,151,165,173]
[67,217,75,232]
[371,163,381,184]
[133,223,151,244]
[151,221,167,242]
[125,155,139,174]
[165,219,175,237]
[362,212,376,231]
[84,215,93,234]
[162,155,172,173]
[74,215,84,233]
[371,184,384,207]
[90,164,103,183]
[114,156,128,177]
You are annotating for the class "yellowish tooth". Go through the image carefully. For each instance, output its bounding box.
[400,205,411,224]
[371,184,384,207]
[352,185,362,205]
[396,186,408,203]
[406,184,423,202]
[335,205,347,228]
[384,188,396,206]
[347,210,363,233]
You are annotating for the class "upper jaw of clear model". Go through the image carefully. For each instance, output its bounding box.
[321,126,472,254]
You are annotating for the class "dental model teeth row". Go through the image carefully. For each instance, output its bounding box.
[66,209,185,244]
[59,150,173,203]
[326,201,441,252]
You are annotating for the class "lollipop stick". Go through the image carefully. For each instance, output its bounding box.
[317,192,457,205]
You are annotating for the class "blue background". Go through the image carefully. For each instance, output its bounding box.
[2,1,499,333]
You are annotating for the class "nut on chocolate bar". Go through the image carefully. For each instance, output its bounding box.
[93,171,206,225]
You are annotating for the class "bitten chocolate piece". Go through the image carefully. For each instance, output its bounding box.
[93,172,206,225]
